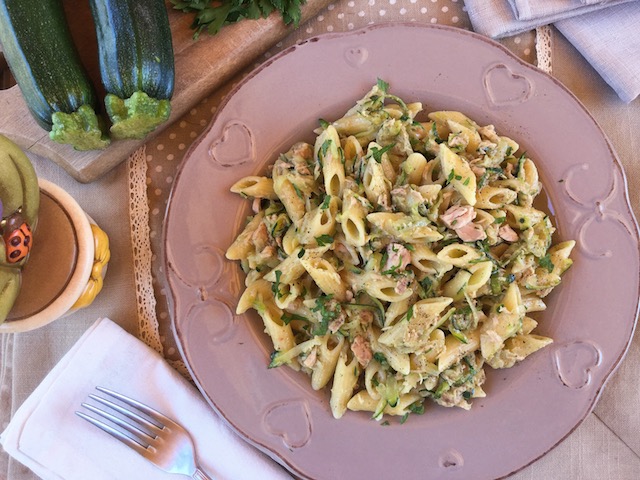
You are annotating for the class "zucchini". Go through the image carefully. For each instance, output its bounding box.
[89,0,175,140]
[0,0,110,150]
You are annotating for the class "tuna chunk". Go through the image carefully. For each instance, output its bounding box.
[440,205,486,242]
[351,335,373,367]
[383,243,411,272]
[456,222,486,242]
[499,224,519,242]
[440,205,476,230]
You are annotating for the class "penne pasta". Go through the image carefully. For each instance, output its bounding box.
[330,345,361,419]
[230,176,278,200]
[226,81,574,420]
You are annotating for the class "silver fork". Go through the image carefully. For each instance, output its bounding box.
[76,386,213,480]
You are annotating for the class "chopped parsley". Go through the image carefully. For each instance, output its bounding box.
[418,276,437,298]
[431,122,443,144]
[447,169,455,183]
[446,168,463,183]
[311,295,340,336]
[401,400,425,423]
[320,195,332,210]
[271,270,284,299]
[281,312,309,325]
[405,305,414,322]
[370,143,395,163]
[373,352,389,366]
[377,78,390,93]
[477,171,489,189]
[538,253,555,273]
[514,152,527,178]
[320,139,332,160]
[315,234,334,246]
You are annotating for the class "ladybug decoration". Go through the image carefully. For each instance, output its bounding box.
[2,210,33,264]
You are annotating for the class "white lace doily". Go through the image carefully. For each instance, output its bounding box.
[127,147,190,379]
[536,25,553,73]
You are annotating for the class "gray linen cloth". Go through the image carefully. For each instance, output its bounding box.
[508,0,632,20]
[555,3,640,103]
[464,0,640,102]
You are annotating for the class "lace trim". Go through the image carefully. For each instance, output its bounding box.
[0,334,12,476]
[128,147,190,380]
[128,147,163,354]
[535,25,553,74]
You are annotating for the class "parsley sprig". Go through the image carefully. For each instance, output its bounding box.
[171,0,306,38]
[311,295,340,336]
[370,143,395,163]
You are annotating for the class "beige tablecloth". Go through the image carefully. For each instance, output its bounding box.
[2,1,640,478]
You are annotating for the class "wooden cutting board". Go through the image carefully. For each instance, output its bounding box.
[0,0,331,183]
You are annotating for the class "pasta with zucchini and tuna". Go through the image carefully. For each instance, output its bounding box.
[226,80,575,421]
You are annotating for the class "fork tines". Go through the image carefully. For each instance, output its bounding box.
[75,386,166,452]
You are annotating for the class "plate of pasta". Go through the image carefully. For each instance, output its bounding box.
[164,23,639,480]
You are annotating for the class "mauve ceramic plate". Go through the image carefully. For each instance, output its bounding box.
[163,23,640,480]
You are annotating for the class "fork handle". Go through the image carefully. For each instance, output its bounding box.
[192,466,213,480]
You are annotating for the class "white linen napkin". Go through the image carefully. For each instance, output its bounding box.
[464,0,637,38]
[0,318,293,480]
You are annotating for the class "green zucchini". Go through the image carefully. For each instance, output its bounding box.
[0,0,110,150]
[89,0,175,140]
